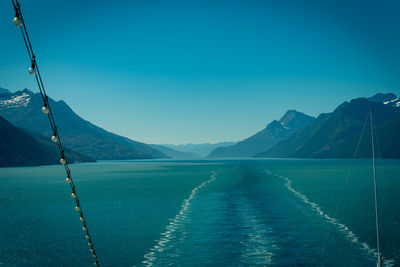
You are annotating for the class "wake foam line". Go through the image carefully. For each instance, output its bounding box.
[237,197,276,265]
[275,174,394,266]
[141,170,218,266]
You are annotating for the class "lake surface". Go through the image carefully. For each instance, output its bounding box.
[0,159,399,266]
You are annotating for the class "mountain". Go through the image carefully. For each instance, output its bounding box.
[0,116,94,167]
[162,142,235,157]
[150,144,201,159]
[208,110,314,158]
[0,87,11,94]
[370,113,400,158]
[0,89,167,160]
[367,92,400,108]
[257,94,400,158]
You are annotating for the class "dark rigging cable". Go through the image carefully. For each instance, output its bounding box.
[11,1,100,265]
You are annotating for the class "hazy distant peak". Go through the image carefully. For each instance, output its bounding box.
[266,120,284,129]
[208,109,314,158]
[0,87,11,94]
[162,142,235,157]
[278,110,314,130]
[21,88,35,95]
[56,99,69,106]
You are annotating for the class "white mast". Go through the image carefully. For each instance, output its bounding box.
[370,108,383,267]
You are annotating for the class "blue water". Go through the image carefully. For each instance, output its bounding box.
[0,159,399,266]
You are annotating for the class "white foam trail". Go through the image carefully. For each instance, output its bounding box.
[274,173,394,266]
[237,197,276,265]
[141,171,218,266]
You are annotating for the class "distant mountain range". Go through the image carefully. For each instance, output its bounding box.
[2,87,400,166]
[0,89,167,161]
[162,142,235,158]
[150,144,200,159]
[208,110,314,158]
[0,115,94,167]
[257,93,400,158]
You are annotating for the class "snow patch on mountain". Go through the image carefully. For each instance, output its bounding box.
[0,93,31,110]
[368,93,400,108]
[383,97,400,108]
[279,121,289,129]
[383,97,399,104]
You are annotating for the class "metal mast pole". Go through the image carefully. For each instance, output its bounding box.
[370,108,382,267]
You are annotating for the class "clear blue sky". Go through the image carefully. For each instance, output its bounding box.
[1,0,400,144]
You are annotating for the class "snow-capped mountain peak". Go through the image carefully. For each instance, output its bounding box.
[0,90,32,110]
[368,93,400,108]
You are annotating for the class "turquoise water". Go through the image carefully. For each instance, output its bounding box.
[0,159,399,266]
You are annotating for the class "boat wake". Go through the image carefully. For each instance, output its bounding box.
[141,170,218,266]
[275,174,394,266]
[236,196,277,265]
